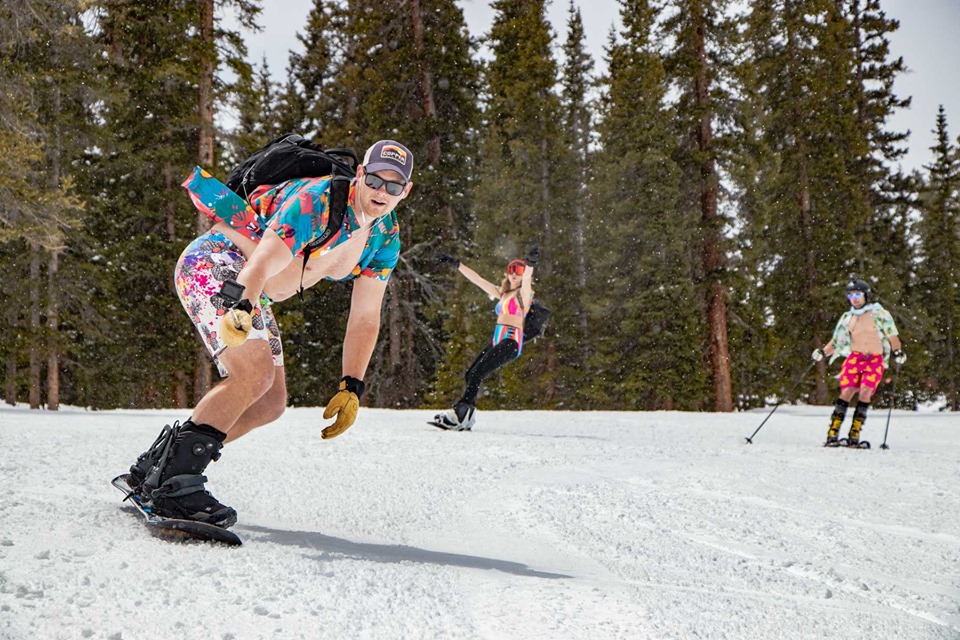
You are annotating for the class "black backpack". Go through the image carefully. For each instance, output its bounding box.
[523,300,552,340]
[225,133,360,298]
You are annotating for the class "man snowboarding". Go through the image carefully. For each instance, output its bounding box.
[119,139,414,529]
[811,278,905,447]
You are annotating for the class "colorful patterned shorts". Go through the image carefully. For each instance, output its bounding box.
[175,230,283,377]
[838,352,885,392]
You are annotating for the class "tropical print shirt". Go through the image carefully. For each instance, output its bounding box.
[828,303,899,367]
[181,167,400,281]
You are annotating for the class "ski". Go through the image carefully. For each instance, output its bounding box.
[111,474,242,546]
[823,439,871,449]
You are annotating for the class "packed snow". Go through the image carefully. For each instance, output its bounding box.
[0,404,957,639]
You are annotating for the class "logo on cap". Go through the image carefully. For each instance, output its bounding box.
[380,144,408,166]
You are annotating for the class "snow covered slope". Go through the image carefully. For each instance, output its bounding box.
[0,405,957,639]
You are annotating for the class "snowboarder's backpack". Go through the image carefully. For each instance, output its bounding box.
[224,133,360,299]
[523,300,552,340]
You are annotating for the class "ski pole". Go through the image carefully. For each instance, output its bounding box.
[879,363,901,450]
[745,360,817,444]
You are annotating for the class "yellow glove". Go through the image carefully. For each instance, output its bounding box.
[218,301,253,347]
[322,376,365,439]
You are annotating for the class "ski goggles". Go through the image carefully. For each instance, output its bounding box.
[847,291,865,302]
[507,260,526,276]
[364,172,407,196]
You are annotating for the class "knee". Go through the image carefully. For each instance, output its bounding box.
[263,388,287,423]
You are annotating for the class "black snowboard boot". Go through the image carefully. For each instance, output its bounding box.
[139,420,237,528]
[846,401,870,446]
[825,399,849,445]
[128,420,184,492]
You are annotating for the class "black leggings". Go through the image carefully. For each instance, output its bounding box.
[458,339,520,406]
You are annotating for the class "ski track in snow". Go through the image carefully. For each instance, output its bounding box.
[0,405,957,640]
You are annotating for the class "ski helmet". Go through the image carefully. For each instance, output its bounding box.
[845,278,872,303]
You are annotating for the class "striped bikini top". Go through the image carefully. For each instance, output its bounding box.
[495,294,524,318]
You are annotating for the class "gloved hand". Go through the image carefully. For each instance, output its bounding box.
[218,299,254,347]
[811,348,825,362]
[893,349,906,365]
[524,245,540,267]
[435,253,460,269]
[322,376,365,439]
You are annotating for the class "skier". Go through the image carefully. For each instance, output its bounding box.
[431,247,539,431]
[811,278,905,447]
[122,140,414,527]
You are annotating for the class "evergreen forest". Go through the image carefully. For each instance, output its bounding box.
[3,0,959,414]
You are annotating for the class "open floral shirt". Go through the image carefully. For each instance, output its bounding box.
[828,303,899,367]
[181,167,400,281]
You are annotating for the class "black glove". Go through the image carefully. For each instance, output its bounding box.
[524,246,540,267]
[436,253,460,269]
[892,350,906,365]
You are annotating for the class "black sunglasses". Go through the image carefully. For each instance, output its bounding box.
[364,172,407,197]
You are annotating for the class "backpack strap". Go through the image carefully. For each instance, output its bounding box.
[296,172,353,301]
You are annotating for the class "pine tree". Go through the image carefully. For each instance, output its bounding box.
[743,0,869,404]
[663,0,739,411]
[279,0,480,408]
[915,107,960,409]
[586,0,707,410]
[68,0,258,408]
[468,0,567,409]
[549,2,596,401]
[0,0,91,408]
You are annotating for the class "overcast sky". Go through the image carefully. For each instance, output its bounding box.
[229,0,960,175]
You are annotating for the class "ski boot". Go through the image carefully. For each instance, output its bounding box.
[138,420,237,528]
[824,400,848,447]
[845,408,870,448]
[434,402,476,431]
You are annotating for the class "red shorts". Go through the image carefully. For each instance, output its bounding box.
[838,352,885,392]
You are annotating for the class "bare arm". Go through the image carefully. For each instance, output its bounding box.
[236,229,296,303]
[342,276,388,379]
[520,266,534,307]
[457,262,500,298]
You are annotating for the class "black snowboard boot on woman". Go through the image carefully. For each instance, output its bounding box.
[128,420,236,528]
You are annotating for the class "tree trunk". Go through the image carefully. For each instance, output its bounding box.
[193,0,216,401]
[693,5,732,412]
[29,245,42,409]
[5,358,16,406]
[409,0,457,236]
[46,250,61,410]
[381,277,404,407]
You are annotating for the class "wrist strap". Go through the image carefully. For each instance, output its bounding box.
[340,376,365,399]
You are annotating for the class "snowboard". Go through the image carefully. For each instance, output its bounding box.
[111,474,242,546]
[427,420,459,431]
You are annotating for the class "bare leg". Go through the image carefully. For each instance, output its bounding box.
[192,340,277,434]
[224,366,287,444]
[839,387,859,402]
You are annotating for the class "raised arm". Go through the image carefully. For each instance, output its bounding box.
[457,262,501,299]
[436,252,500,298]
[520,245,539,306]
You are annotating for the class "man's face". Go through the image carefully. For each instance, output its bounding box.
[356,166,411,218]
[847,291,866,309]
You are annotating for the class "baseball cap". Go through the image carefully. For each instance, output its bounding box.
[363,140,414,182]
